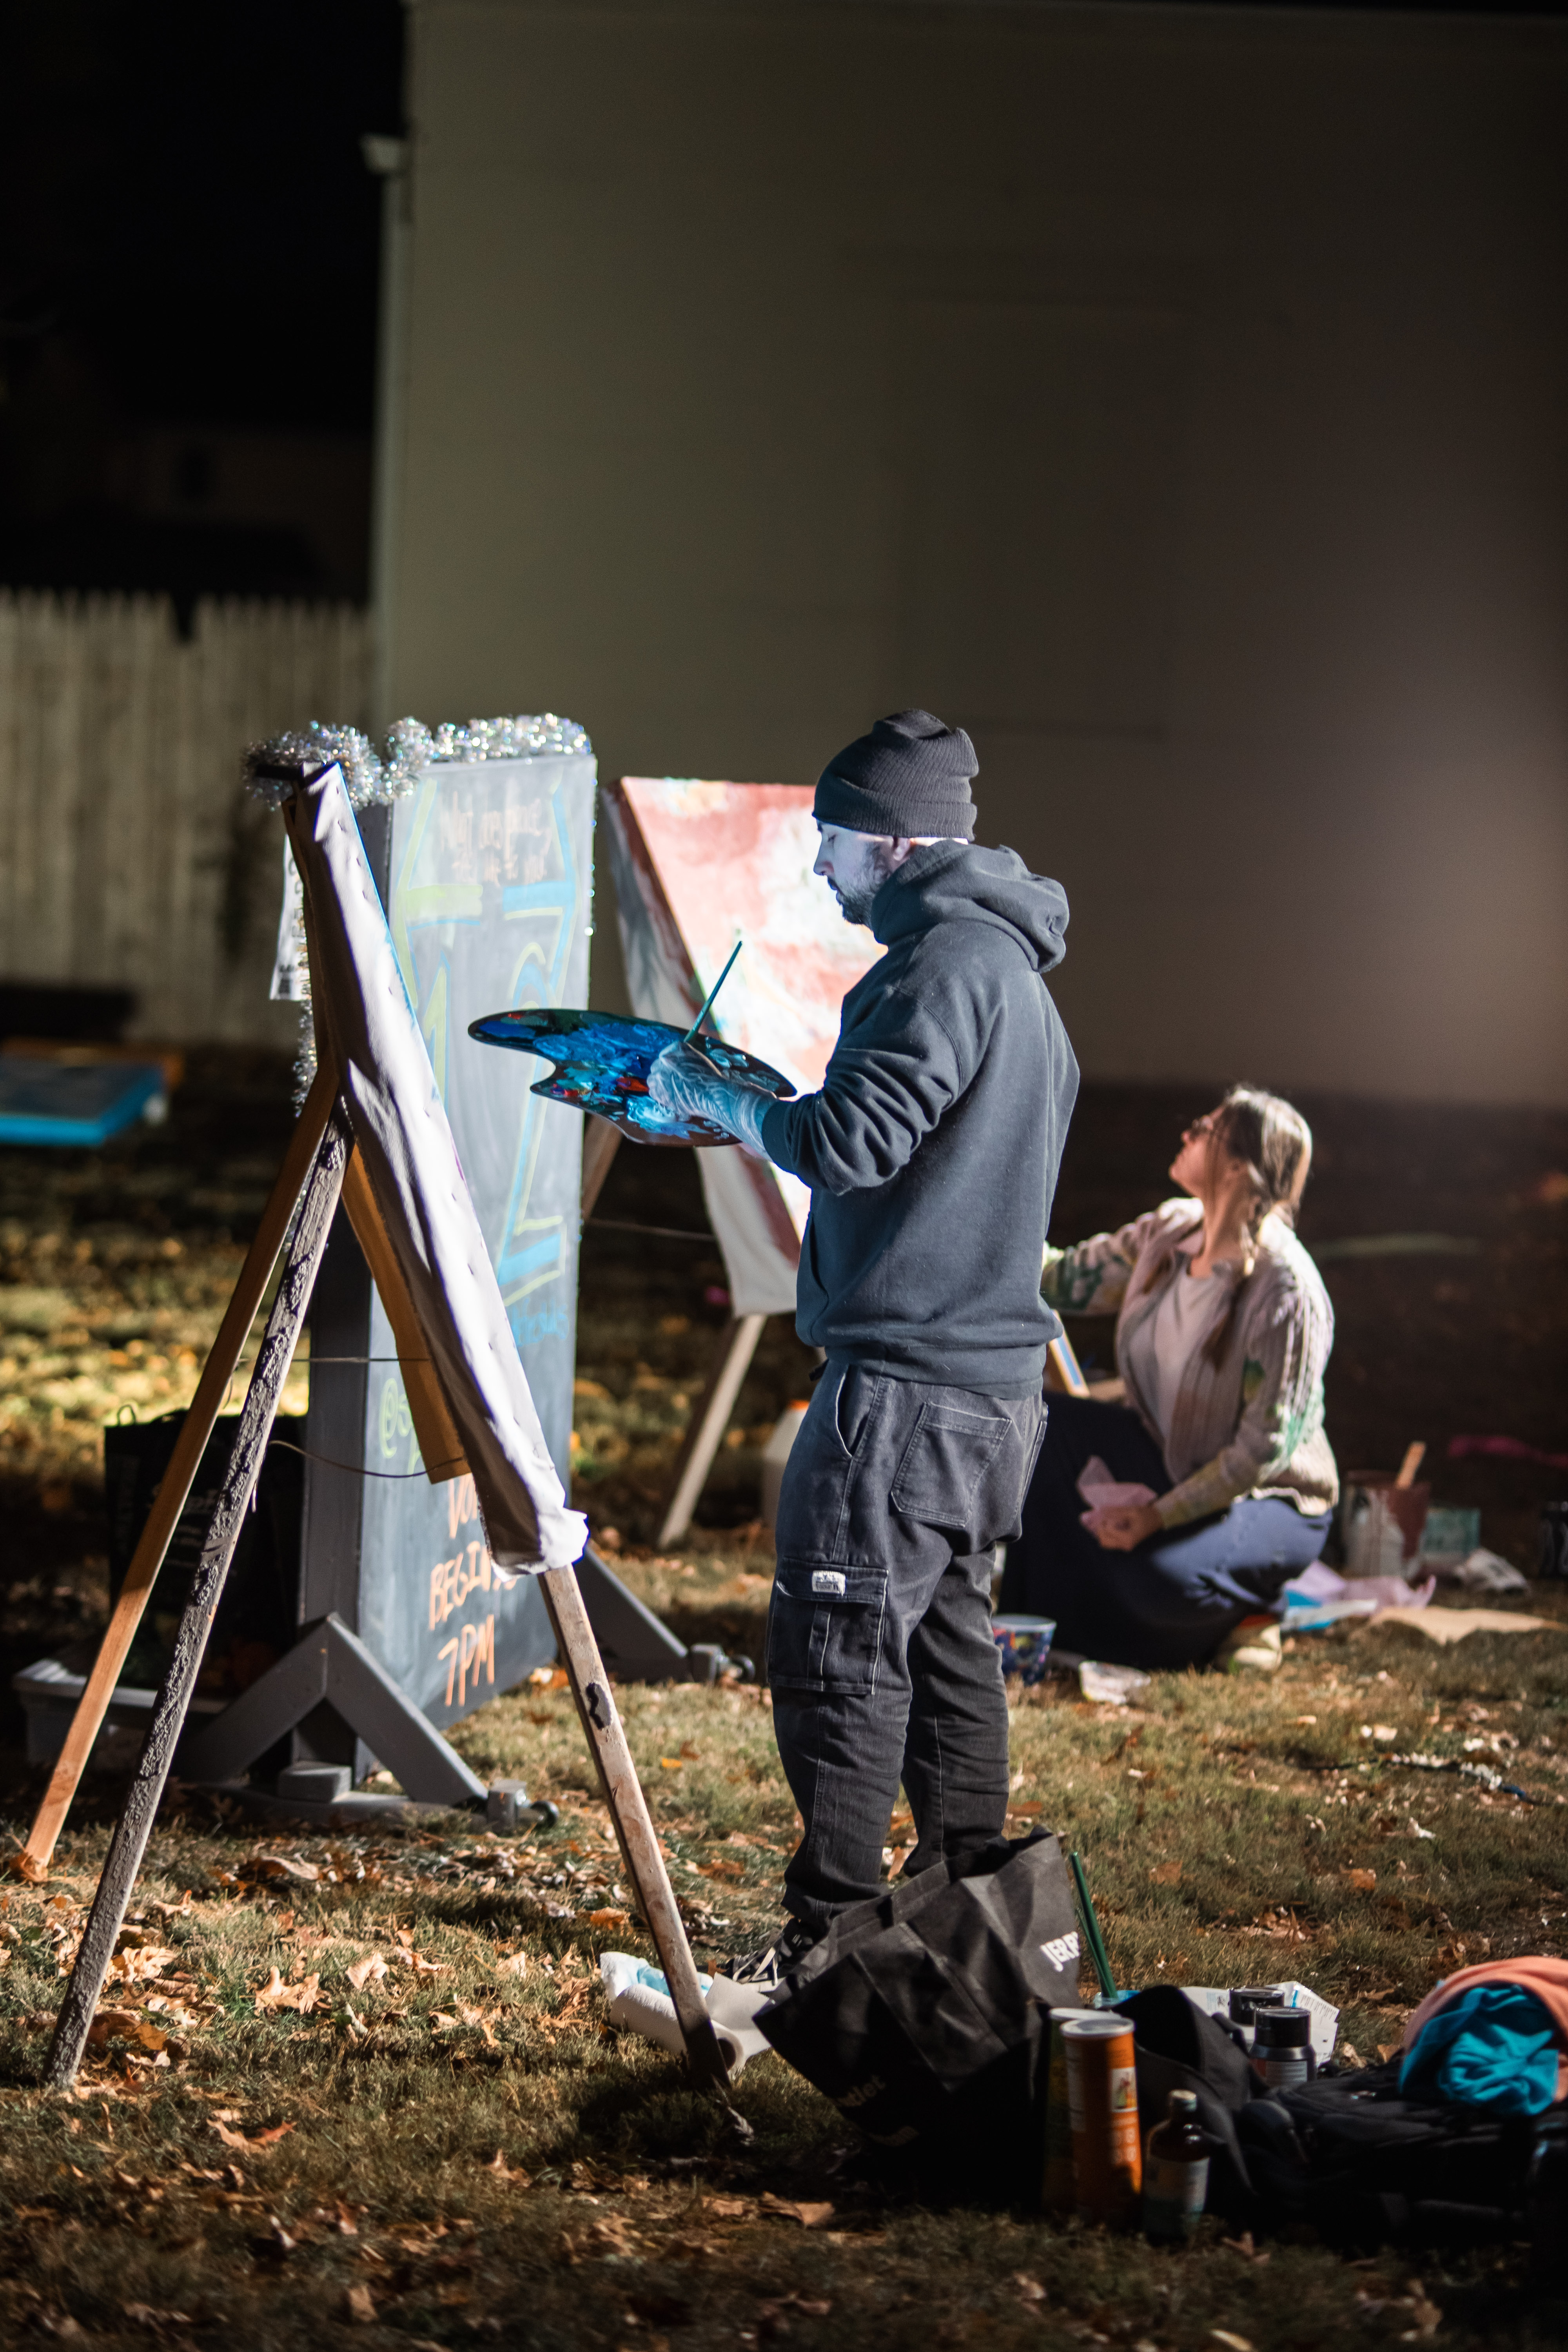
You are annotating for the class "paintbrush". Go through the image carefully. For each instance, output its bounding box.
[683,938,743,1046]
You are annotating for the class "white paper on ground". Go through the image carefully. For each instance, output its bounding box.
[598,1950,773,2078]
[1079,1660,1151,1706]
[1284,1563,1436,1612]
[1183,1980,1340,2067]
[1434,1547,1529,1595]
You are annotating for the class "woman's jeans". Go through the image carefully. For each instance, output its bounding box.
[768,1360,1045,1935]
[997,1393,1330,1673]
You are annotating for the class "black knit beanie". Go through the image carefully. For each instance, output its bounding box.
[813,709,978,840]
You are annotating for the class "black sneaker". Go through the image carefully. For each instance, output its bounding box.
[718,1918,820,1991]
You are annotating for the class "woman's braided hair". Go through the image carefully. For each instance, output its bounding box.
[1198,1085,1314,1365]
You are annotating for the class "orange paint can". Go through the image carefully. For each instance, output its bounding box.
[1062,2014,1142,2226]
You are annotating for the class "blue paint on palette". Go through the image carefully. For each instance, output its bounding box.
[468,1007,793,1146]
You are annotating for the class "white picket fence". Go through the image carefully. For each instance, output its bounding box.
[0,592,372,1042]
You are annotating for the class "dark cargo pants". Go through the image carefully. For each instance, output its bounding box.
[767,1359,1046,1933]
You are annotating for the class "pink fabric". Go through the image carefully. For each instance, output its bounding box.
[1403,1956,1568,2102]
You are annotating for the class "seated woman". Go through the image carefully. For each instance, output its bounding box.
[998,1085,1337,1671]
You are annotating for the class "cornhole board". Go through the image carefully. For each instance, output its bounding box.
[0,1052,169,1145]
[601,779,883,1535]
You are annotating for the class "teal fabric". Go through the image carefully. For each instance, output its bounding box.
[1399,1984,1561,2114]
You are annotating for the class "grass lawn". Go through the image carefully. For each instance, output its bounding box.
[2,1053,1566,2347]
[4,1544,1566,2352]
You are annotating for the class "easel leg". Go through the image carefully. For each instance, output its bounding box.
[657,1312,768,1548]
[579,1119,622,1221]
[541,1566,730,2089]
[18,1063,340,1880]
[45,1101,352,2089]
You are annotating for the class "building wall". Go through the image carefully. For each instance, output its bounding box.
[388,0,1568,1105]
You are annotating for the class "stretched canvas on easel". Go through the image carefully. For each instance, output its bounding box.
[602,779,882,1313]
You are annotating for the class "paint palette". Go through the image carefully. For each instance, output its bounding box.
[467,1007,795,1145]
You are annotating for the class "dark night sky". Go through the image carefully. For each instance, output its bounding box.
[0,0,403,431]
[0,0,403,604]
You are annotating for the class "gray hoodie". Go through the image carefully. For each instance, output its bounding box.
[760,840,1079,1396]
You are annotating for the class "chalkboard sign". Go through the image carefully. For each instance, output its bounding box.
[301,748,595,1741]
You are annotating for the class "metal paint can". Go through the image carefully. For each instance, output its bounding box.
[1040,2006,1101,2211]
[1062,2014,1142,2225]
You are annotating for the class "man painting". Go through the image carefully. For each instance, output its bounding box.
[649,710,1078,1985]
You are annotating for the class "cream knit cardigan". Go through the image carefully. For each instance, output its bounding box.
[1042,1198,1338,1528]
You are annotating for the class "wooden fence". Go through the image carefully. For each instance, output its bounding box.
[0,593,371,1044]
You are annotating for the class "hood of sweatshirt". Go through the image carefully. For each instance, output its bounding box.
[870,840,1069,975]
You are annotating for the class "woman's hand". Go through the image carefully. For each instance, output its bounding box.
[1093,1502,1163,1552]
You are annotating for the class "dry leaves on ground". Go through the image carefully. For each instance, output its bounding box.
[254,1969,321,2015]
[211,2118,295,2153]
[759,2194,835,2229]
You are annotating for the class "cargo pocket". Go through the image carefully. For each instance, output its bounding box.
[889,1399,1013,1543]
[767,1559,889,1695]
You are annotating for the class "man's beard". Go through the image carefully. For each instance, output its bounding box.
[831,878,881,927]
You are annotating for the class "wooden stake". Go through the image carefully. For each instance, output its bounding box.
[658,1312,768,1547]
[45,1100,352,2087]
[1395,1441,1426,1489]
[541,1565,730,2088]
[17,1061,339,1881]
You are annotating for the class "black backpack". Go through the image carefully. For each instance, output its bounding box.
[757,1829,1082,2193]
[1272,2061,1568,2252]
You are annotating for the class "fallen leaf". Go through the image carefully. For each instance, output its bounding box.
[345,1954,386,1993]
[211,2119,295,2152]
[250,1854,320,1883]
[120,2303,194,2330]
[344,2282,377,2324]
[1211,2334,1254,2352]
[759,2194,835,2229]
[1345,1869,1377,1893]
[1149,1861,1183,1885]
[885,1845,913,1882]
[483,2149,533,2185]
[254,1967,321,2014]
[705,2195,751,2220]
[559,2214,641,2262]
[589,1908,630,1930]
[1011,2273,1047,2303]
[1377,2041,1401,2064]
[697,1861,745,1882]
[496,1951,529,1980]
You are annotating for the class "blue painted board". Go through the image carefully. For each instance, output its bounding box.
[0,1056,167,1147]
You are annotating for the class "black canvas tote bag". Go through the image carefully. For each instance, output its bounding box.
[756,1830,1082,2189]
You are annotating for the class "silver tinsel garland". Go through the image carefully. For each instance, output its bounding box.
[247,713,593,1100]
[243,711,591,810]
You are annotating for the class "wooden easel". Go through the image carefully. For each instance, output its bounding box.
[28,778,728,2094]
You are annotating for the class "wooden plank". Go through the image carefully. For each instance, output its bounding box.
[540,1564,730,2088]
[657,1313,768,1548]
[579,1116,622,1220]
[16,1061,339,1878]
[45,1096,352,2087]
[339,1145,470,1482]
